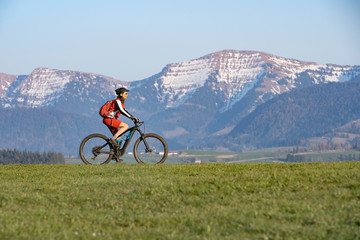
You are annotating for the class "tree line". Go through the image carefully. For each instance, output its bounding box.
[0,149,65,165]
[285,153,360,163]
[0,108,103,155]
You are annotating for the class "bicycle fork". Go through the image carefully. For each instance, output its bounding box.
[140,134,152,153]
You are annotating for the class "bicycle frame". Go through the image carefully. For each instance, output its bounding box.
[114,122,148,157]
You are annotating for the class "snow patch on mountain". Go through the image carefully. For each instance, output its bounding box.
[155,50,268,110]
[214,52,264,82]
[310,65,358,83]
[1,68,125,110]
[266,55,325,79]
[18,68,72,107]
[159,58,211,108]
[220,74,263,113]
[0,73,18,98]
[212,52,265,112]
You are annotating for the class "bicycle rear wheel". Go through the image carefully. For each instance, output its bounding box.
[133,133,168,164]
[79,133,113,164]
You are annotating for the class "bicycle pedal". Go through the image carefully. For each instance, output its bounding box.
[115,158,123,163]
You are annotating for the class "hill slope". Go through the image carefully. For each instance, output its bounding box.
[0,108,107,154]
[225,79,360,150]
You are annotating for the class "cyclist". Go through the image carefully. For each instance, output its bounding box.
[102,87,139,146]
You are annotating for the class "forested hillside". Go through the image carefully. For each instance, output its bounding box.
[0,108,107,154]
[0,149,65,164]
[226,80,360,149]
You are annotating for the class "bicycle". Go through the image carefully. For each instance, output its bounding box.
[79,120,168,164]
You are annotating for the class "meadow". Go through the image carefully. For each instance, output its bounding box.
[1,162,359,239]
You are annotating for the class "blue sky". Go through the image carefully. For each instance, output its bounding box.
[0,0,359,81]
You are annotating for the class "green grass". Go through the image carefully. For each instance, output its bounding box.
[1,162,359,239]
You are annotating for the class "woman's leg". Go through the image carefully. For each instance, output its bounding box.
[112,122,129,140]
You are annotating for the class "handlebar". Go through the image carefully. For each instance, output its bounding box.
[133,119,144,126]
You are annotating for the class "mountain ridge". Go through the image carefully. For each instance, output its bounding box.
[1,49,360,152]
[2,50,359,114]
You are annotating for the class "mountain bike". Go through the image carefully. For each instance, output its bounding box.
[79,120,168,164]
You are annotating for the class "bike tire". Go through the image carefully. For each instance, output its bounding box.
[133,133,168,164]
[79,133,113,165]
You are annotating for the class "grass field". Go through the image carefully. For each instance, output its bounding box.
[1,162,359,239]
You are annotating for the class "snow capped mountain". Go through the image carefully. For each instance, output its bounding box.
[1,68,128,115]
[12,68,72,107]
[128,50,360,117]
[2,50,359,115]
[127,50,360,143]
[1,50,360,151]
[144,51,266,111]
[0,73,18,98]
[258,54,358,95]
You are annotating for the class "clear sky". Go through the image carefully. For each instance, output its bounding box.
[0,0,359,81]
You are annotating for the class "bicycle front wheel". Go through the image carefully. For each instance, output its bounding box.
[133,133,168,164]
[79,133,113,164]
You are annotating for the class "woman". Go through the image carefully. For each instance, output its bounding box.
[101,87,139,146]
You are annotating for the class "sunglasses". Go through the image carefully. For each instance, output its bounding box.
[122,92,128,95]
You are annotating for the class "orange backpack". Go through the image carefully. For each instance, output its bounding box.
[99,100,115,118]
